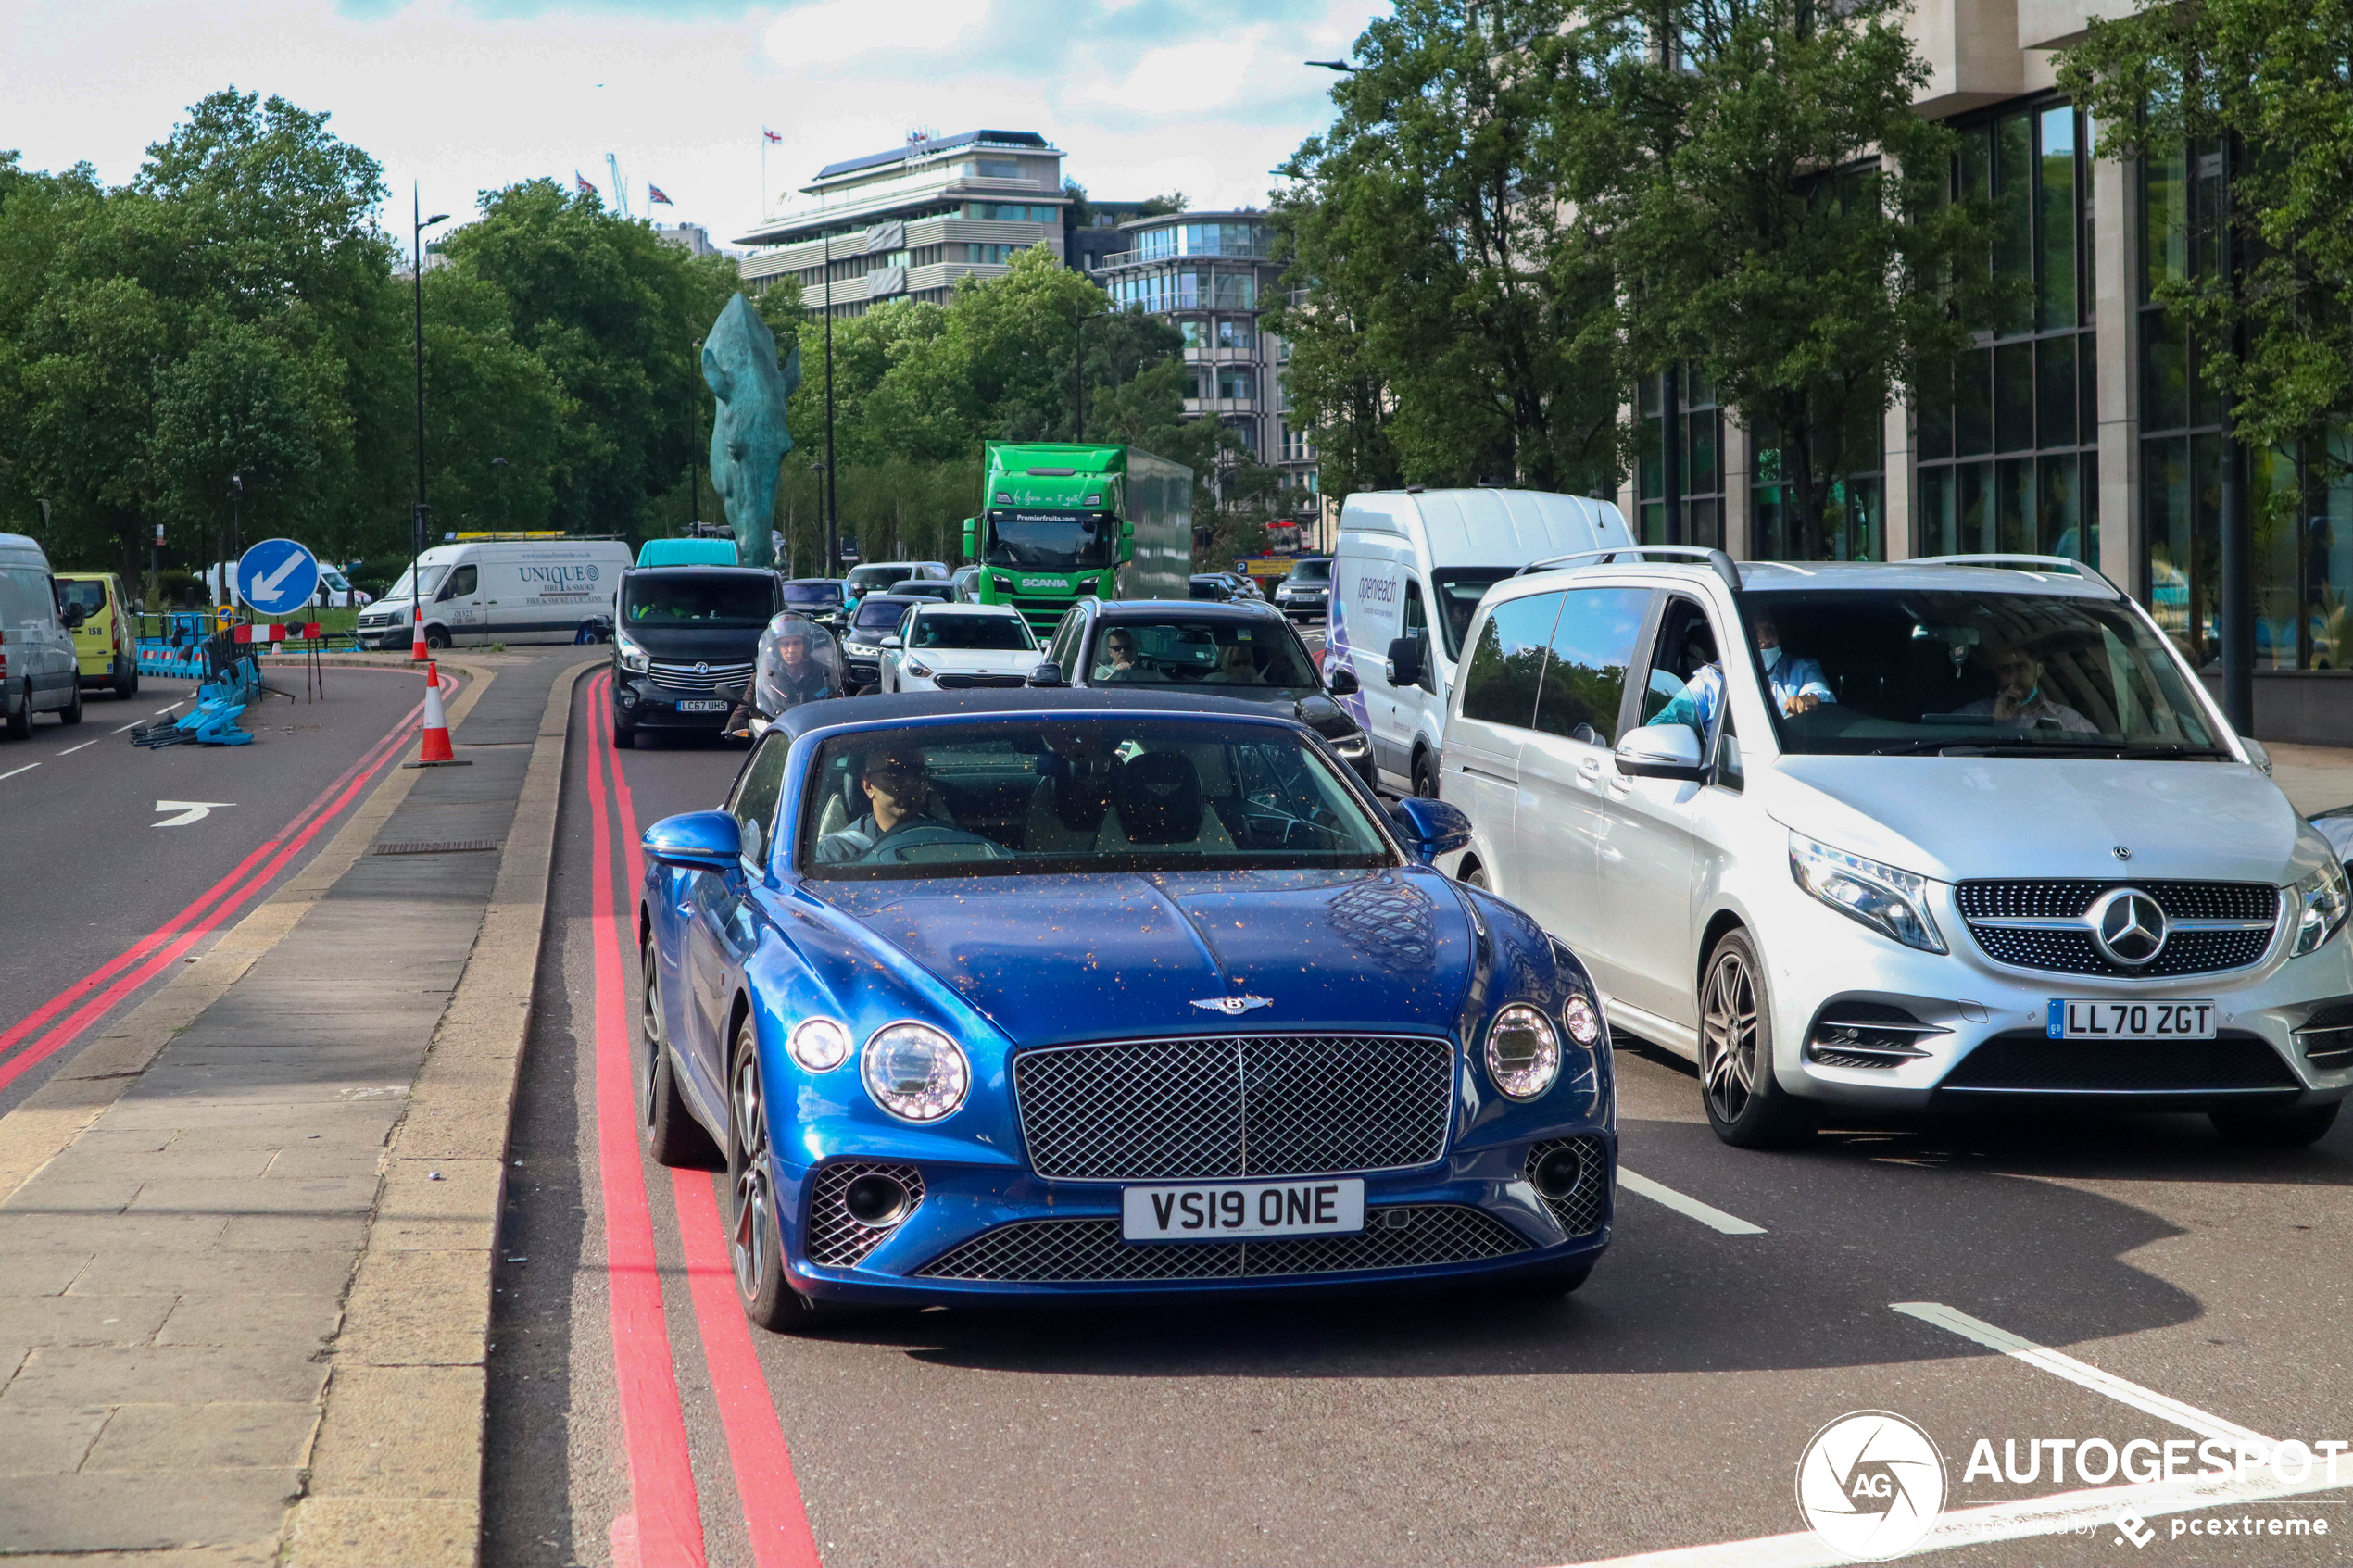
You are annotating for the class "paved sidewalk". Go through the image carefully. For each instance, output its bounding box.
[2270,741,2353,817]
[0,653,581,1566]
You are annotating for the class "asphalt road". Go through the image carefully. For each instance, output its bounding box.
[0,664,429,1119]
[484,649,2353,1568]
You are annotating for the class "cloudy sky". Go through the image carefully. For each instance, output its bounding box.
[2,0,1385,254]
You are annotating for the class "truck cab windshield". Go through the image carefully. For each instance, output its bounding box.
[983,510,1117,571]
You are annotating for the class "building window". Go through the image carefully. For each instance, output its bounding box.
[964,243,1024,265]
[963,203,1056,222]
[2137,141,2350,669]
[966,157,1023,179]
[1216,318,1255,349]
[1108,269,1255,315]
[1636,365,1725,549]
[1135,222,1266,261]
[869,249,909,272]
[1179,320,1203,347]
[1217,368,1256,402]
[1279,420,1313,462]
[1916,101,2099,568]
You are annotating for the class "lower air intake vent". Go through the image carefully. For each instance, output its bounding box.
[914,1205,1529,1283]
[1523,1137,1609,1237]
[1938,1032,2298,1093]
[805,1162,925,1268]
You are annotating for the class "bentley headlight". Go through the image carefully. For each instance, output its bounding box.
[789,1017,850,1073]
[2292,856,2350,956]
[1485,1004,1561,1101]
[1562,993,1603,1047]
[614,633,650,675]
[862,1022,968,1122]
[1789,832,1947,954]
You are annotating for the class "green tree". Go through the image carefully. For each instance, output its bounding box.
[1570,0,1991,556]
[1275,0,1623,501]
[2058,0,2353,461]
[441,180,740,540]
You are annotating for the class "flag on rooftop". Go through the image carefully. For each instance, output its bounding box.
[648,184,673,206]
[763,128,783,144]
[573,170,597,196]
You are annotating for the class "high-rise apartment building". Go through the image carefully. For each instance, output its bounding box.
[735,130,1067,317]
[1620,0,2349,735]
[1091,210,1319,523]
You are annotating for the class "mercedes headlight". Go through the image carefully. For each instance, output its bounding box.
[2292,856,2350,956]
[862,1022,969,1122]
[614,633,649,675]
[1485,1003,1562,1101]
[1789,832,1947,953]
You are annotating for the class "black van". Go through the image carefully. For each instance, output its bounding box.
[610,566,783,746]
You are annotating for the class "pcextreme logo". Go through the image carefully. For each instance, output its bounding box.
[1795,1411,1949,1561]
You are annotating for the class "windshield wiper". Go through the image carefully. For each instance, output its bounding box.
[1869,738,2233,759]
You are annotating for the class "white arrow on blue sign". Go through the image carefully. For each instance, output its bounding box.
[235,538,321,618]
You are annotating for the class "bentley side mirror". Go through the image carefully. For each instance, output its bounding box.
[1614,722,1709,782]
[642,810,742,871]
[1389,797,1473,863]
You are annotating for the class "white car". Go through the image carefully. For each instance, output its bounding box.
[1438,548,2353,1151]
[879,602,1040,693]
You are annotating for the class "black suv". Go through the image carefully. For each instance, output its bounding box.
[610,566,783,746]
[1037,598,1374,787]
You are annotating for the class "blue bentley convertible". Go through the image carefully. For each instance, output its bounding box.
[637,690,1616,1331]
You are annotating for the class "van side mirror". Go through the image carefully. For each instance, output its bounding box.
[1327,666,1359,696]
[962,518,976,556]
[1615,722,1709,782]
[1384,635,1426,688]
[58,603,85,631]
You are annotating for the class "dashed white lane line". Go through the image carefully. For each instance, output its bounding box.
[153,702,182,715]
[57,739,96,755]
[111,721,139,733]
[1617,1168,1767,1234]
[1894,1301,2273,1445]
[0,763,38,783]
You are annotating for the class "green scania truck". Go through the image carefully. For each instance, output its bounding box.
[963,443,1191,638]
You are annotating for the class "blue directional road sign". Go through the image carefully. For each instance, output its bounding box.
[236,538,321,618]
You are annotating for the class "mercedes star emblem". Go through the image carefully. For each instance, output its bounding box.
[1189,996,1273,1016]
[2090,887,2168,966]
[695,661,709,674]
[2113,845,2133,861]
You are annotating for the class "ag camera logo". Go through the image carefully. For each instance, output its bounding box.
[1796,1411,1947,1561]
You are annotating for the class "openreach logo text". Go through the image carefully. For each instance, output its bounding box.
[1795,1411,1948,1561]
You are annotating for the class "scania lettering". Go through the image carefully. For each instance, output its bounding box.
[964,442,1190,637]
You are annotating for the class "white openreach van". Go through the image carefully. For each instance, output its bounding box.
[1327,489,1630,796]
[358,538,635,649]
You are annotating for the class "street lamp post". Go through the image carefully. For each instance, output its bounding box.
[410,189,451,660]
[229,474,243,613]
[1072,309,1109,442]
[822,232,839,577]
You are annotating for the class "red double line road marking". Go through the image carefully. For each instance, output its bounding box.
[607,719,823,1568]
[582,670,708,1568]
[0,692,428,1097]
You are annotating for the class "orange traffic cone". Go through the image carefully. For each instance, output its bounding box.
[409,612,430,661]
[403,661,472,768]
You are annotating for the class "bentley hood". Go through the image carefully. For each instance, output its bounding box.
[815,868,1473,1046]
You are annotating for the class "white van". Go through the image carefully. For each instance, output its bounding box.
[0,533,87,737]
[1327,489,1631,796]
[357,538,635,649]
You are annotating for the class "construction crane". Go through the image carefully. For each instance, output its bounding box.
[605,152,631,220]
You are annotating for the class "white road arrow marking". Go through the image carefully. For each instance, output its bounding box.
[153,799,234,828]
[250,552,304,599]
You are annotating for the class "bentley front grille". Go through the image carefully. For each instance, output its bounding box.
[1012,1034,1454,1182]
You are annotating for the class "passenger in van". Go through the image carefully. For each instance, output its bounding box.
[1955,644,2099,734]
[1657,611,1835,736]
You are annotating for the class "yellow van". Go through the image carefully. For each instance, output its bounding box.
[55,573,137,698]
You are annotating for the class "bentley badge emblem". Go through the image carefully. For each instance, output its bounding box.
[1190,996,1273,1015]
[2090,887,2168,966]
[2113,845,2133,861]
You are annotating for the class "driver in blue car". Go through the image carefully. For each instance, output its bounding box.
[1657,610,1834,738]
[813,751,937,863]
